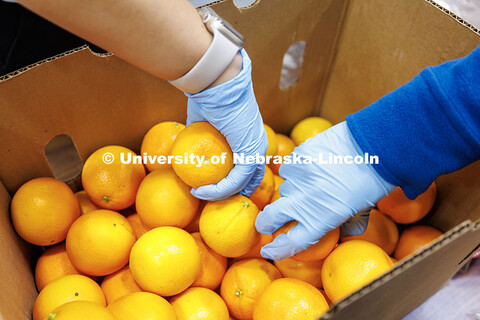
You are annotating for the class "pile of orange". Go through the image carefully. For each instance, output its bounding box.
[9,118,444,320]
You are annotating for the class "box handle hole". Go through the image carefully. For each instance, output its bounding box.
[44,134,83,185]
[279,41,306,90]
[233,0,260,8]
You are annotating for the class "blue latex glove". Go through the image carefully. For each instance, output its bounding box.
[186,49,268,201]
[256,121,396,260]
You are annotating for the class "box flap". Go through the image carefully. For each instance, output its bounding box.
[321,220,480,319]
[0,47,187,194]
[0,182,37,320]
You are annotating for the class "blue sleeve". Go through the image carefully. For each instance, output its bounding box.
[346,45,480,199]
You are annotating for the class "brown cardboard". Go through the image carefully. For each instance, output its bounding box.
[320,0,480,122]
[428,162,480,231]
[0,0,479,319]
[0,182,37,320]
[321,221,480,319]
[0,48,186,194]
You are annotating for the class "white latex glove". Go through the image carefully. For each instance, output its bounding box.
[255,121,396,260]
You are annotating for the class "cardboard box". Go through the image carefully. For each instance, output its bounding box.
[0,0,479,319]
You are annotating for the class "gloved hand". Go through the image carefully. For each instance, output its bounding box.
[255,121,396,260]
[186,49,268,201]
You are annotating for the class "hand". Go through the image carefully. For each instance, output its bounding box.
[255,121,395,260]
[186,49,268,201]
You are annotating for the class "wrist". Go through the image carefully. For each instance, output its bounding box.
[169,7,244,93]
[185,49,253,107]
[342,122,396,193]
[207,52,243,89]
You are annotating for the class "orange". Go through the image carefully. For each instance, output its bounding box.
[191,232,228,290]
[249,165,275,210]
[322,240,393,302]
[270,191,281,203]
[11,177,80,246]
[391,257,398,264]
[47,301,115,320]
[140,121,185,172]
[273,174,284,190]
[253,278,329,320]
[129,227,201,296]
[220,258,282,319]
[74,190,100,215]
[272,222,339,262]
[135,168,199,229]
[340,209,399,255]
[290,117,332,146]
[171,122,234,188]
[274,257,324,288]
[269,175,284,203]
[238,233,273,259]
[199,195,260,257]
[171,287,229,320]
[66,210,136,276]
[100,265,142,304]
[107,292,177,320]
[270,191,281,204]
[393,225,443,260]
[377,182,437,224]
[184,201,207,233]
[269,133,295,175]
[35,243,84,292]
[126,213,151,239]
[82,145,146,211]
[32,274,106,320]
[264,124,278,156]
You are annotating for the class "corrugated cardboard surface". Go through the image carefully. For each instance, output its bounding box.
[429,162,480,232]
[0,182,37,320]
[0,49,187,195]
[321,221,480,320]
[320,0,480,123]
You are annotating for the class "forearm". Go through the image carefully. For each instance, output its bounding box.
[17,0,241,82]
[347,45,480,199]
